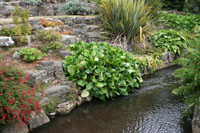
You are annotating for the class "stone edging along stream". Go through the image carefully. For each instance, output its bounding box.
[0,51,178,133]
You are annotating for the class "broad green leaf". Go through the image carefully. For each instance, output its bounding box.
[96,82,104,88]
[81,90,89,98]
[77,80,87,87]
[86,82,93,90]
[67,65,75,75]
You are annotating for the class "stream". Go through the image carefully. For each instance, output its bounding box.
[32,66,192,133]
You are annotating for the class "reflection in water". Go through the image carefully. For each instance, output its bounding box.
[32,66,192,133]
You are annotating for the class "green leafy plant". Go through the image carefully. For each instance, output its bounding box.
[192,25,200,37]
[135,53,162,73]
[151,29,188,54]
[162,13,200,31]
[35,30,63,53]
[98,0,152,42]
[59,0,92,15]
[42,98,57,115]
[63,42,143,101]
[172,39,200,115]
[19,48,45,62]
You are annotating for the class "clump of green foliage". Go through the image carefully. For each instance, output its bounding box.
[184,0,200,14]
[98,0,152,42]
[135,53,162,73]
[151,29,188,54]
[19,48,45,62]
[42,98,57,115]
[162,13,200,31]
[162,0,184,11]
[192,25,200,38]
[35,30,63,53]
[172,39,200,115]
[0,7,32,45]
[63,42,143,101]
[145,0,162,20]
[59,0,92,15]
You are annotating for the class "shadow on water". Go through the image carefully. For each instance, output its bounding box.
[32,66,192,133]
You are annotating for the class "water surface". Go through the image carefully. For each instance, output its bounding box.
[32,66,192,133]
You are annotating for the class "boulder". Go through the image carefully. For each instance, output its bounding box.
[1,120,29,133]
[58,50,72,59]
[29,110,50,130]
[54,61,66,82]
[44,85,71,99]
[12,51,20,60]
[56,101,76,115]
[192,98,200,133]
[0,36,14,47]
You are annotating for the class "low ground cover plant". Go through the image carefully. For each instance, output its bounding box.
[63,42,143,100]
[59,0,92,15]
[35,30,63,53]
[0,65,41,125]
[19,48,45,62]
[162,13,200,31]
[151,29,188,54]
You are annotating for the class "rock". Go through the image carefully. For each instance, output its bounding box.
[0,36,14,47]
[76,96,83,106]
[56,101,76,115]
[29,110,50,130]
[49,112,56,119]
[54,61,66,82]
[84,32,104,42]
[36,61,55,70]
[1,120,29,133]
[192,98,200,133]
[84,25,100,32]
[58,50,72,59]
[61,35,79,47]
[29,20,43,32]
[168,52,174,63]
[39,97,50,106]
[44,85,71,99]
[12,51,20,60]
[85,96,92,102]
[161,52,169,64]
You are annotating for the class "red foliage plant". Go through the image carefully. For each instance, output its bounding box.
[0,65,41,126]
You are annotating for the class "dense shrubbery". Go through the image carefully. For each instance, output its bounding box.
[145,0,162,19]
[0,7,32,45]
[162,0,184,11]
[19,48,45,62]
[173,39,200,115]
[35,30,63,53]
[162,13,200,31]
[162,0,200,14]
[98,0,152,42]
[59,0,92,15]
[151,29,188,54]
[63,42,143,100]
[184,0,200,14]
[0,65,41,125]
